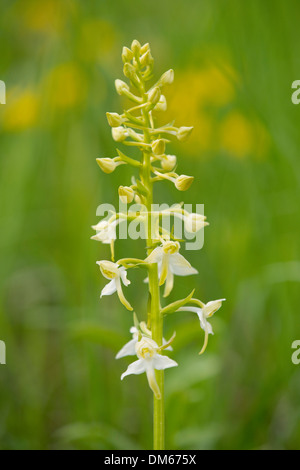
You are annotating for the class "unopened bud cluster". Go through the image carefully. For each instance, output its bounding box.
[95,39,195,198]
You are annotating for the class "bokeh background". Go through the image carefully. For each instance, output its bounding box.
[0,0,300,450]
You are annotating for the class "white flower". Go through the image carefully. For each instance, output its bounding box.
[175,212,208,233]
[121,337,177,399]
[116,324,172,359]
[145,240,198,297]
[177,299,225,354]
[91,219,123,244]
[97,260,133,311]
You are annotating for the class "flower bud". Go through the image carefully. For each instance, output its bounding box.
[122,46,133,63]
[123,62,136,79]
[148,87,161,105]
[177,126,193,142]
[131,39,141,55]
[140,42,150,55]
[106,112,124,127]
[118,186,134,204]
[161,154,177,171]
[134,194,142,204]
[159,69,174,86]
[151,139,165,155]
[175,174,194,191]
[112,126,127,142]
[115,79,130,95]
[96,158,117,174]
[140,50,153,67]
[154,95,167,112]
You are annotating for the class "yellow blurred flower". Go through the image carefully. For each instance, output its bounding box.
[219,111,270,159]
[78,19,118,63]
[45,63,87,109]
[18,0,67,34]
[3,89,39,131]
[163,61,269,159]
[165,65,235,153]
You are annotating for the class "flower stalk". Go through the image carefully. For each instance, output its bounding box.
[92,39,226,450]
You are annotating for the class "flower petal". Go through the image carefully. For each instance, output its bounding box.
[169,253,198,276]
[146,364,161,399]
[163,269,174,297]
[130,326,138,334]
[176,306,199,314]
[115,338,137,359]
[197,311,213,335]
[121,359,147,380]
[100,279,117,297]
[204,299,226,317]
[145,246,164,264]
[91,232,113,242]
[119,267,131,287]
[199,327,209,355]
[92,220,109,231]
[153,354,178,370]
[162,337,173,351]
[115,277,133,311]
[159,253,169,286]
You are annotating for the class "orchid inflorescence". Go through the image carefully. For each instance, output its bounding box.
[92,40,225,445]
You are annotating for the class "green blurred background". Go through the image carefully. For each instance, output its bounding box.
[0,0,300,450]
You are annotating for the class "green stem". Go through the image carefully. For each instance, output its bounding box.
[149,264,164,449]
[139,81,164,450]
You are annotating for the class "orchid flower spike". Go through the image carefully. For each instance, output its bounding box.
[177,299,225,354]
[145,240,198,297]
[97,260,133,311]
[121,336,177,399]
